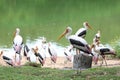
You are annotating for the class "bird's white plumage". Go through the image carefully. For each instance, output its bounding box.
[13,28,23,54]
[13,35,23,45]
[27,50,37,62]
[68,35,88,45]
[75,28,86,37]
[48,46,57,56]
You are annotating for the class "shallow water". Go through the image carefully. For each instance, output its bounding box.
[0,0,120,48]
[0,37,75,57]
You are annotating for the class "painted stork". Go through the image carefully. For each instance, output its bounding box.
[75,22,92,54]
[91,31,116,66]
[92,30,101,45]
[91,30,101,64]
[13,28,23,66]
[41,37,57,63]
[0,51,15,66]
[64,45,73,62]
[58,26,94,56]
[75,22,92,38]
[47,42,57,63]
[32,46,46,66]
[92,43,116,66]
[24,45,37,62]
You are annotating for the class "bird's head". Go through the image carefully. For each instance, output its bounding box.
[32,46,39,54]
[95,30,101,39]
[42,37,47,44]
[83,22,92,30]
[16,28,20,34]
[0,51,3,56]
[13,28,20,37]
[57,26,72,41]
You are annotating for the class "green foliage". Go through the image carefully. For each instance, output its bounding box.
[114,45,120,58]
[109,37,120,58]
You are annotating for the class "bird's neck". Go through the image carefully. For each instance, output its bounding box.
[16,32,19,35]
[65,33,71,39]
[84,26,88,30]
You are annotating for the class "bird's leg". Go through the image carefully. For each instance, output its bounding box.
[18,54,21,66]
[100,55,104,67]
[50,59,54,68]
[100,59,103,67]
[64,58,67,64]
[102,55,107,66]
[51,57,56,68]
[100,55,107,67]
[52,61,55,68]
[76,49,80,55]
[15,53,16,63]
[53,62,55,68]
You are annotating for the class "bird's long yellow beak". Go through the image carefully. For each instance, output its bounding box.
[57,30,67,41]
[88,24,92,30]
[13,31,16,38]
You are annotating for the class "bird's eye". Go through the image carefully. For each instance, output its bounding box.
[86,23,89,26]
[66,29,69,33]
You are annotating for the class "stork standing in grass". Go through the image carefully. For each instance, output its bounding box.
[13,28,23,66]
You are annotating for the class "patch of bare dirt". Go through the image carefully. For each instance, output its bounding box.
[0,56,120,69]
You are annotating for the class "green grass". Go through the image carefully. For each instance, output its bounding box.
[0,66,120,80]
[0,1,120,80]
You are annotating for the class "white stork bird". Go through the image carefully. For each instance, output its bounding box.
[0,51,15,66]
[58,26,94,56]
[32,46,46,66]
[64,45,73,63]
[13,28,23,66]
[75,22,92,38]
[47,42,57,63]
[92,44,116,66]
[75,22,92,54]
[23,45,37,63]
[41,37,57,64]
[92,30,101,64]
[91,30,116,66]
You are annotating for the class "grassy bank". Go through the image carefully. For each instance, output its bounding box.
[0,65,120,80]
